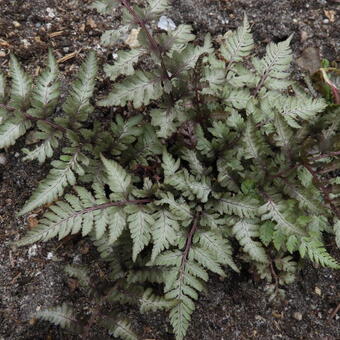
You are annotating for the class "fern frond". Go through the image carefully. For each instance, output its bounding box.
[108,209,127,244]
[156,192,192,222]
[126,205,154,261]
[259,198,306,236]
[22,122,62,163]
[232,219,269,263]
[243,119,269,160]
[167,35,213,75]
[19,151,86,215]
[278,95,326,128]
[104,48,145,81]
[0,118,32,149]
[215,194,259,218]
[180,148,205,177]
[144,0,170,19]
[299,238,340,269]
[35,303,76,329]
[9,54,32,108]
[140,288,175,312]
[101,155,132,200]
[98,70,163,108]
[198,231,239,272]
[162,149,181,176]
[151,104,186,139]
[272,113,293,149]
[61,51,98,122]
[164,24,195,55]
[109,318,138,340]
[29,50,60,117]
[64,264,90,287]
[89,0,119,14]
[151,208,179,261]
[110,114,143,156]
[256,35,293,86]
[221,15,254,64]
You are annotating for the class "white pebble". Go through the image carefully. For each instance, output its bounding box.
[28,244,38,258]
[157,16,176,31]
[46,7,56,18]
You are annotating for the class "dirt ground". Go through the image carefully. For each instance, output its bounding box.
[0,0,339,339]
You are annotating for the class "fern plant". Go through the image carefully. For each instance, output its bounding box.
[1,0,339,339]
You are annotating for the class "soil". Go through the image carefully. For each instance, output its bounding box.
[0,0,339,339]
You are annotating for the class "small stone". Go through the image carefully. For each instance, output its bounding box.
[46,7,56,18]
[0,50,6,57]
[13,21,21,28]
[21,39,30,48]
[46,252,54,260]
[28,244,38,258]
[157,16,176,31]
[315,286,321,296]
[323,19,329,24]
[293,312,303,321]
[0,153,7,165]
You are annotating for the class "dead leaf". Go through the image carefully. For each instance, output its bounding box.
[125,28,141,48]
[324,10,336,22]
[27,214,39,229]
[57,51,77,63]
[48,31,64,38]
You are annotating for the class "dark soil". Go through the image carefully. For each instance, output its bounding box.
[0,0,339,339]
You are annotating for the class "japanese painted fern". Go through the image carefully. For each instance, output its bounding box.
[1,0,339,339]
